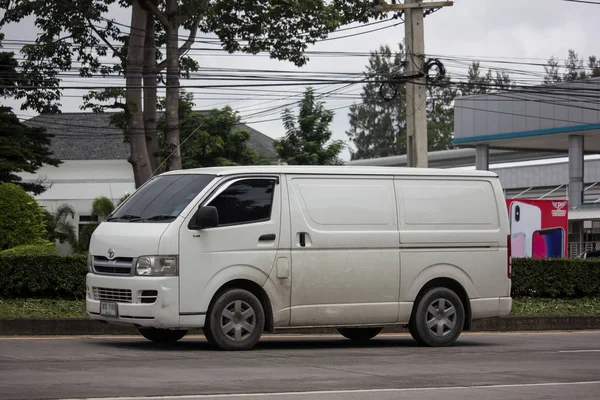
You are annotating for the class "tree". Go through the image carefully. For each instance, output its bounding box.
[160,91,275,168]
[347,44,407,160]
[0,33,61,194]
[44,203,78,250]
[0,107,62,194]
[543,50,600,84]
[426,76,457,152]
[78,196,115,252]
[275,87,343,165]
[346,44,459,160]
[0,183,48,251]
[1,1,380,187]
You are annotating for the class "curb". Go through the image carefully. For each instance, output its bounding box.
[1,316,600,336]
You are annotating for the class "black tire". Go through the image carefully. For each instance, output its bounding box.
[137,328,187,343]
[409,287,465,347]
[337,327,382,341]
[205,288,265,351]
[202,326,216,346]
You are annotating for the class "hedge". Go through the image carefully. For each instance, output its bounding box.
[0,255,599,299]
[511,258,600,298]
[0,254,87,299]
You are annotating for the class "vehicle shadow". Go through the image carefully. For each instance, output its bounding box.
[89,335,489,352]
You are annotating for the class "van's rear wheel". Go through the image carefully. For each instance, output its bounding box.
[206,288,265,351]
[409,287,465,347]
[337,327,382,341]
[138,328,187,344]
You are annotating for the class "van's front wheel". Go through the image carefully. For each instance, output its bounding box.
[337,327,382,342]
[206,288,265,351]
[137,328,187,344]
[409,287,465,347]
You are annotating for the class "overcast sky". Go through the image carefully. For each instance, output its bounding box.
[2,0,599,161]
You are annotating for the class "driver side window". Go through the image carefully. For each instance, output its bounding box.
[208,178,276,226]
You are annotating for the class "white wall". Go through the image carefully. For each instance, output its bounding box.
[18,160,136,253]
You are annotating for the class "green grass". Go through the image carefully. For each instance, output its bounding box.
[511,297,600,316]
[0,297,599,319]
[0,298,87,318]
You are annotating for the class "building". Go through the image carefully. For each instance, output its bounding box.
[348,77,600,256]
[18,112,278,252]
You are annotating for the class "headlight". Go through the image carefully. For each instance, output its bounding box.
[136,256,179,276]
[87,254,93,272]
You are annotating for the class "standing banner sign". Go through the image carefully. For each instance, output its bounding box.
[506,199,568,258]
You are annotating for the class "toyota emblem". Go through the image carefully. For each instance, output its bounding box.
[107,248,115,259]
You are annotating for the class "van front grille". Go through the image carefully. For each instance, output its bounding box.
[92,287,132,303]
[93,256,134,275]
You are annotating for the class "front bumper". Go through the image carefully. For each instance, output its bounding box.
[86,273,181,329]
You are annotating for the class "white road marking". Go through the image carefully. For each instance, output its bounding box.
[59,380,600,400]
[559,349,600,353]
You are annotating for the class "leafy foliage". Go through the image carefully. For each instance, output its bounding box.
[0,183,48,251]
[543,49,600,84]
[511,258,600,298]
[275,87,343,165]
[158,91,275,168]
[0,254,87,299]
[43,203,78,250]
[346,44,459,160]
[1,0,380,187]
[78,196,115,252]
[0,242,57,256]
[0,107,61,194]
[458,61,515,96]
[347,44,407,160]
[0,35,61,194]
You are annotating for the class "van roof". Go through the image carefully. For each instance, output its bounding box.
[159,165,498,178]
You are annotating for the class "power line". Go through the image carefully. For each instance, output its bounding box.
[562,0,600,5]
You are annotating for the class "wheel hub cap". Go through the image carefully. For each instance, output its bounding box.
[220,300,256,342]
[426,298,457,338]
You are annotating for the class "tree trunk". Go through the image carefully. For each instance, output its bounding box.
[143,3,161,173]
[126,0,152,188]
[164,0,182,171]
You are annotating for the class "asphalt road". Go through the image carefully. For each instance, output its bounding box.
[1,331,600,400]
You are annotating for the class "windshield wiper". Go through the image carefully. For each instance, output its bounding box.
[106,214,142,222]
[142,215,177,222]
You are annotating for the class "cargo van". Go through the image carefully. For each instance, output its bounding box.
[86,166,512,350]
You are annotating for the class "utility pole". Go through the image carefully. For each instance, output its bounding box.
[377,1,453,168]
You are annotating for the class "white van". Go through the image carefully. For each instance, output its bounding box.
[86,166,512,350]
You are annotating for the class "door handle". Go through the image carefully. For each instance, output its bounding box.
[299,232,306,247]
[259,234,276,241]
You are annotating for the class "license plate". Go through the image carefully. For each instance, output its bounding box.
[100,301,118,317]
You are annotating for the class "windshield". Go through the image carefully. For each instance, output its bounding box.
[108,174,216,222]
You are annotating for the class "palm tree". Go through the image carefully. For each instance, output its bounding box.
[78,196,115,252]
[53,203,78,250]
[43,203,78,250]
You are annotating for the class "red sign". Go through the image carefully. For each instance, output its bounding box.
[506,199,568,258]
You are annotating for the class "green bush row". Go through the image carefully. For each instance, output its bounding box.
[0,255,599,299]
[0,254,87,299]
[511,257,600,298]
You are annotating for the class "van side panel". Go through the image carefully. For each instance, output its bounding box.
[263,175,293,328]
[287,175,400,326]
[395,177,510,322]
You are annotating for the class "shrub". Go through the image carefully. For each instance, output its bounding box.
[511,258,600,298]
[0,183,47,250]
[0,242,57,256]
[0,254,598,300]
[0,254,87,299]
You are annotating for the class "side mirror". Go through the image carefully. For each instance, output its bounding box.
[190,206,219,230]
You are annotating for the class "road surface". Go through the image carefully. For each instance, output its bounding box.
[1,331,599,400]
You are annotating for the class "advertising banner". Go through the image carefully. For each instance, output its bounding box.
[506,199,568,258]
